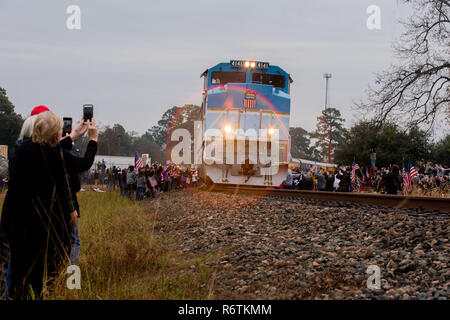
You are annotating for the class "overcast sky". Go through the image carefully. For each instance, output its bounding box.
[1,0,409,135]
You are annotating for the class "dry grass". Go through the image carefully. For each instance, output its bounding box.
[36,190,215,300]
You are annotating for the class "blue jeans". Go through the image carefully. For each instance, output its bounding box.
[171,178,177,190]
[70,222,80,265]
[5,253,11,299]
[136,186,144,200]
[371,160,376,168]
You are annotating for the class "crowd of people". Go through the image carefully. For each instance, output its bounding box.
[0,105,98,300]
[81,162,200,200]
[285,162,449,196]
[81,160,449,198]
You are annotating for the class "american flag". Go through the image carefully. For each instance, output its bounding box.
[402,162,412,193]
[243,92,256,108]
[135,151,142,172]
[409,162,418,177]
[351,163,360,180]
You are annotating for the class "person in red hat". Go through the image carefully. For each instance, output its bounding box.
[1,111,77,299]
[0,105,96,299]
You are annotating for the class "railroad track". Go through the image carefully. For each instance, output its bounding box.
[205,184,450,213]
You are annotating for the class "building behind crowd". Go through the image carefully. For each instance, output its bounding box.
[90,155,135,171]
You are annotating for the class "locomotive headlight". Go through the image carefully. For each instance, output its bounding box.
[244,61,250,68]
[224,125,232,133]
[268,127,275,135]
[250,62,256,68]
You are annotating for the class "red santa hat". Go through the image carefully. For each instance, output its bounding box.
[30,105,50,116]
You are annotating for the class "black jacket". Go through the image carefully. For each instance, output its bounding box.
[62,139,97,217]
[0,138,75,299]
[325,174,334,191]
[336,171,351,192]
[382,172,402,195]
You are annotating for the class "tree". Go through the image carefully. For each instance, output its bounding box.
[97,125,124,155]
[358,0,449,130]
[95,123,165,162]
[289,127,318,160]
[310,107,346,162]
[146,104,202,156]
[133,135,166,163]
[0,87,23,157]
[334,120,432,167]
[430,134,450,166]
[146,106,181,149]
[165,104,202,161]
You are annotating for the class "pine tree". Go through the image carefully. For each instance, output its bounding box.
[311,107,346,162]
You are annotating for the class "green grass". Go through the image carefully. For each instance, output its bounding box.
[1,190,215,300]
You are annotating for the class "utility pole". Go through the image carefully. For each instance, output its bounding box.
[323,73,332,163]
[323,73,332,109]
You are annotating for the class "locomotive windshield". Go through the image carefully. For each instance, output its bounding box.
[252,73,285,88]
[211,71,246,85]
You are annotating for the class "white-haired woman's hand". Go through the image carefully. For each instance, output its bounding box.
[69,119,88,141]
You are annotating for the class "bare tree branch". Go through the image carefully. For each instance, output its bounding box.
[359,0,450,131]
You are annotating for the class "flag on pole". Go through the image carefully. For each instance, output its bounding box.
[403,161,413,193]
[135,151,142,172]
[351,163,360,181]
[402,161,408,193]
[409,162,418,178]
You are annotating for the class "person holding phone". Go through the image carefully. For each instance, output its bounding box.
[60,117,98,265]
[1,111,78,299]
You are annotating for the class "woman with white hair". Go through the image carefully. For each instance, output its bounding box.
[18,115,37,141]
[0,110,78,299]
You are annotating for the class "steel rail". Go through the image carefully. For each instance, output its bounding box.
[206,184,450,213]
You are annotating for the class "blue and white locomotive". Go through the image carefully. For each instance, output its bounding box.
[198,60,293,186]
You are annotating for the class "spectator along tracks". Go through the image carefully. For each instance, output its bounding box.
[206,184,450,214]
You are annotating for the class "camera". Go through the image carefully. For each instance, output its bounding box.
[63,117,72,136]
[83,104,94,122]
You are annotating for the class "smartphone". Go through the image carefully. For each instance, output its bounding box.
[63,117,72,136]
[83,104,94,122]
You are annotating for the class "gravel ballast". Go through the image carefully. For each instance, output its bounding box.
[149,189,449,300]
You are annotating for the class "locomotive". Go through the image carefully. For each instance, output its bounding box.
[198,60,293,186]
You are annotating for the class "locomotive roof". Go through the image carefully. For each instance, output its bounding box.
[201,60,293,83]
